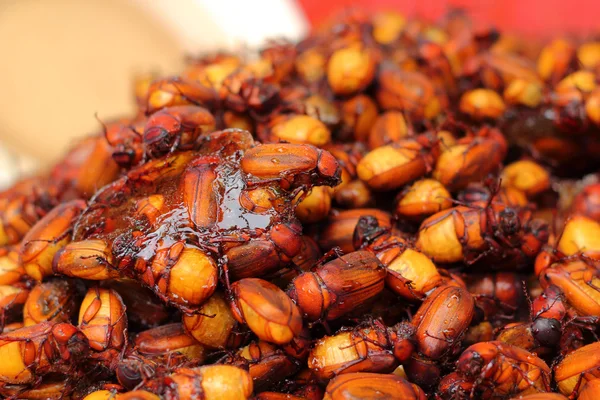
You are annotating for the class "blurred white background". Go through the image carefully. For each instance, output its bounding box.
[0,0,306,188]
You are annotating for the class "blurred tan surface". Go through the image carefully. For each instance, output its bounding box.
[0,0,184,168]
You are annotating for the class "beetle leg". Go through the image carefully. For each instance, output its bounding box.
[566,315,600,341]
[404,280,426,301]
[218,255,232,292]
[244,177,283,188]
[313,247,345,270]
[371,236,406,253]
[350,326,388,350]
[569,373,585,399]
[423,329,455,344]
[511,363,537,393]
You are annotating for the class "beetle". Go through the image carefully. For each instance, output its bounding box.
[143,105,216,159]
[23,279,79,327]
[116,323,205,390]
[0,322,89,384]
[287,250,386,322]
[324,372,427,400]
[78,287,128,368]
[554,341,600,397]
[20,200,86,281]
[229,278,302,345]
[220,339,300,392]
[411,285,475,361]
[142,365,253,400]
[308,319,415,380]
[456,341,551,399]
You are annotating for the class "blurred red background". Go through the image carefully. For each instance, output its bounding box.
[298,0,599,37]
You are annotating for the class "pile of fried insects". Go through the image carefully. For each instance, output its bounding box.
[3,9,600,400]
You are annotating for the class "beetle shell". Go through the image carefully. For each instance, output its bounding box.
[144,365,253,400]
[384,247,442,301]
[0,322,89,384]
[78,287,127,352]
[319,208,391,253]
[459,88,506,120]
[324,372,426,400]
[411,285,475,360]
[327,46,377,96]
[308,325,397,380]
[433,129,507,191]
[577,379,600,400]
[456,341,551,398]
[357,136,436,192]
[395,179,452,221]
[23,279,79,326]
[230,278,302,345]
[416,206,486,264]
[183,292,246,349]
[554,341,600,396]
[541,261,600,317]
[376,64,441,120]
[20,200,86,281]
[135,323,205,361]
[287,250,386,322]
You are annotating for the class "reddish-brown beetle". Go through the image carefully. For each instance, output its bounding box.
[416,195,548,267]
[222,339,300,392]
[395,179,452,221]
[143,105,216,159]
[376,63,442,120]
[436,372,483,400]
[540,260,600,317]
[530,284,567,347]
[432,127,507,191]
[78,287,127,365]
[229,278,302,345]
[144,76,218,114]
[319,208,392,253]
[465,272,524,324]
[340,95,379,143]
[456,341,551,398]
[411,285,475,360]
[20,199,86,281]
[0,322,89,384]
[357,133,439,192]
[116,323,205,390]
[287,250,386,322]
[241,143,341,190]
[308,319,415,380]
[324,372,427,400]
[327,45,377,96]
[495,322,541,354]
[23,279,79,326]
[142,365,253,400]
[459,88,506,120]
[554,341,600,397]
[183,291,248,349]
[53,239,121,281]
[501,160,550,198]
[354,217,443,301]
[264,114,331,146]
[368,111,410,150]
